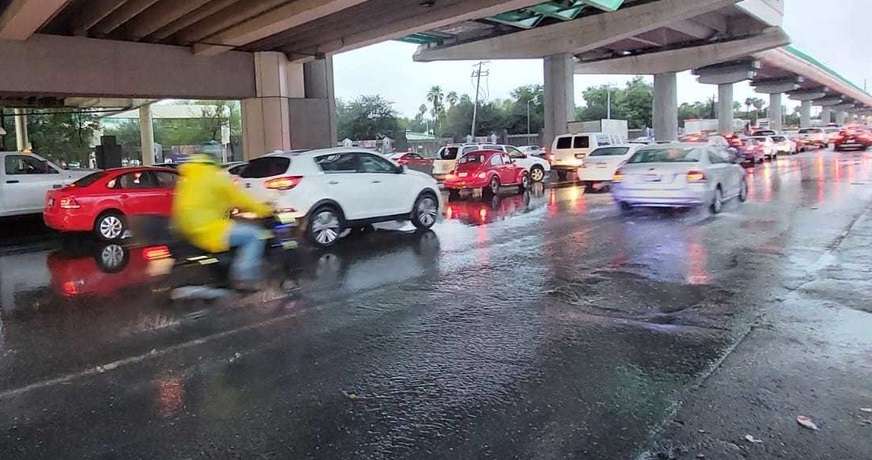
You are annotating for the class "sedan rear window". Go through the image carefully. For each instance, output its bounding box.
[628,147,701,163]
[589,147,629,157]
[555,136,572,149]
[73,171,106,187]
[240,157,290,178]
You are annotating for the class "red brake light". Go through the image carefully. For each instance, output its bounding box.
[612,168,625,182]
[687,170,707,183]
[59,196,80,209]
[143,245,172,261]
[265,176,303,191]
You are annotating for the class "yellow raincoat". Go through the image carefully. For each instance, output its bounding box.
[172,155,272,253]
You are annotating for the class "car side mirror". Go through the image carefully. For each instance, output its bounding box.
[396,164,405,174]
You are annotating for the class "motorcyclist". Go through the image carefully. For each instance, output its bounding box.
[172,154,273,291]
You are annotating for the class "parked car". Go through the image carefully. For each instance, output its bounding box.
[237,148,440,248]
[0,152,94,218]
[833,128,872,151]
[443,150,530,198]
[612,143,747,214]
[737,138,768,164]
[577,144,644,190]
[44,167,178,240]
[549,132,623,180]
[769,135,797,155]
[388,151,435,174]
[432,144,490,181]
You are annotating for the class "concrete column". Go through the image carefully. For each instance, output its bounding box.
[799,100,812,128]
[139,104,155,166]
[717,83,734,135]
[241,52,304,160]
[835,111,847,125]
[820,107,832,124]
[653,72,678,142]
[303,56,337,146]
[543,53,574,148]
[14,108,28,152]
[768,93,783,132]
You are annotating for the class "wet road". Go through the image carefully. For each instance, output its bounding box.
[1,150,871,458]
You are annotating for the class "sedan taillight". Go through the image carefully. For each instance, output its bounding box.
[686,170,707,183]
[59,196,80,209]
[265,176,303,191]
[612,168,625,182]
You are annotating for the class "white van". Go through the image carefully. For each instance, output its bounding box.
[550,132,623,180]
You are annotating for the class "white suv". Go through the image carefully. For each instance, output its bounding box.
[549,132,623,180]
[238,148,441,248]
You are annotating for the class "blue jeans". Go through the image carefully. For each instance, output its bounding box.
[228,223,266,282]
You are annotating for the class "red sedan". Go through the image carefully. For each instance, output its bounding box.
[44,167,178,240]
[389,151,434,173]
[833,128,872,151]
[443,150,530,198]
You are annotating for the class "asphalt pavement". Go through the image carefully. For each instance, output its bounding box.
[0,150,870,459]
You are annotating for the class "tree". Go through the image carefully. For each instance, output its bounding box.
[426,86,445,131]
[575,77,653,129]
[446,91,458,109]
[336,95,405,144]
[2,109,101,165]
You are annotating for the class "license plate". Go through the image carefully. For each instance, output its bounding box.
[458,172,468,177]
[644,174,661,182]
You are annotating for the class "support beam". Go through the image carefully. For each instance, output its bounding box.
[70,0,128,35]
[654,72,678,142]
[91,0,162,36]
[146,0,243,41]
[768,92,783,132]
[303,57,337,146]
[14,108,28,152]
[118,0,213,41]
[575,28,788,75]
[718,83,734,135]
[788,87,828,102]
[668,19,716,39]
[752,77,802,94]
[800,100,811,129]
[192,0,367,56]
[543,54,574,149]
[695,61,759,85]
[414,0,739,61]
[0,34,255,100]
[0,0,69,40]
[139,105,155,166]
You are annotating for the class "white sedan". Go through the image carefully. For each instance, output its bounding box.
[577,144,644,190]
[612,143,747,214]
[238,148,441,248]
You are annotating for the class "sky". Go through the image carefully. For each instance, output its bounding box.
[333,0,872,118]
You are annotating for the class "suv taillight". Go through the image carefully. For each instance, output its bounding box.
[59,197,80,209]
[265,176,303,191]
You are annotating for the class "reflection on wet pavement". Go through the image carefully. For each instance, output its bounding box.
[0,150,871,458]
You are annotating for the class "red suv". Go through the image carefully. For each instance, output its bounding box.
[44,167,178,240]
[443,150,530,198]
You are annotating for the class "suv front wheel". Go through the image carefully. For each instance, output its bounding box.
[411,193,438,230]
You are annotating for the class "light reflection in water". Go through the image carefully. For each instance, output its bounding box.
[156,377,185,417]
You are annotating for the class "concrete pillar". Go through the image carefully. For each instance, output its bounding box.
[653,72,678,141]
[799,100,812,128]
[139,104,155,166]
[717,83,734,135]
[769,93,783,132]
[835,111,847,125]
[303,56,337,146]
[241,52,304,160]
[543,53,574,147]
[14,108,28,152]
[820,107,832,124]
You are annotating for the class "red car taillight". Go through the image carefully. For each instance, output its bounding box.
[59,196,80,209]
[687,170,707,183]
[265,176,303,191]
[143,245,172,261]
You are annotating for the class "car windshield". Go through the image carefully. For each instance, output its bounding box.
[457,153,486,165]
[73,171,106,187]
[589,147,630,157]
[628,147,700,163]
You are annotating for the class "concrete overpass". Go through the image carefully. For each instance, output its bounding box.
[412,0,871,142]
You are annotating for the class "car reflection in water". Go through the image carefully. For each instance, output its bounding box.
[444,182,547,226]
[48,241,156,299]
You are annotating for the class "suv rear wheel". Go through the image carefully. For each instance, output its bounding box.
[308,206,344,248]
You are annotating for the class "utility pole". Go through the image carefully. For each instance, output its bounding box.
[606,85,612,120]
[526,99,531,135]
[470,61,489,139]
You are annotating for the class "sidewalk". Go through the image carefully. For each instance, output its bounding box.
[644,210,872,459]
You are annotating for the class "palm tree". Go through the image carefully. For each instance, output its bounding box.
[446,91,458,109]
[744,97,753,119]
[426,86,444,131]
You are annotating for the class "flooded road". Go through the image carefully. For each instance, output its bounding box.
[1,150,871,458]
